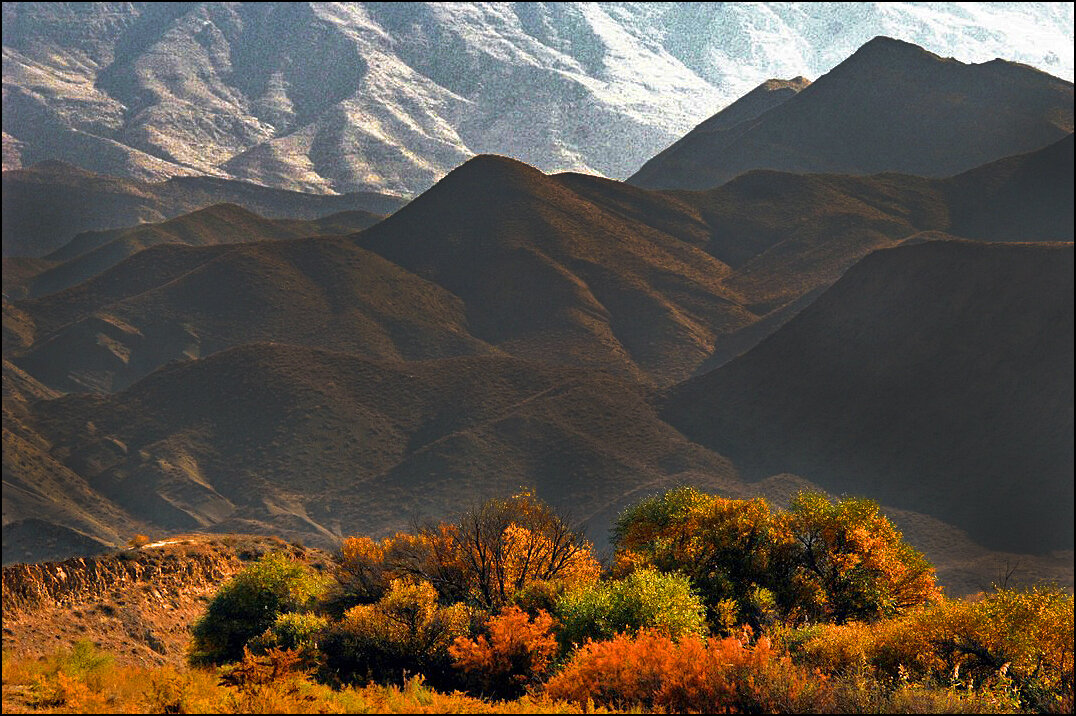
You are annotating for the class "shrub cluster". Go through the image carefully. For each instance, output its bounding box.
[176,487,1071,713]
[319,579,471,688]
[189,551,327,666]
[545,629,832,712]
[450,605,559,698]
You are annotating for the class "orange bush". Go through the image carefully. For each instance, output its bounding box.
[544,629,833,713]
[450,606,558,697]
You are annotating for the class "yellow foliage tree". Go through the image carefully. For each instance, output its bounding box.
[613,487,938,627]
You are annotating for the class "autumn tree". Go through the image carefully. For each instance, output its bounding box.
[335,490,599,612]
[781,491,939,623]
[613,487,789,630]
[431,490,599,610]
[613,487,938,627]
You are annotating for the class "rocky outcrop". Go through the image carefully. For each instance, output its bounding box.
[1,535,331,615]
[1,543,239,614]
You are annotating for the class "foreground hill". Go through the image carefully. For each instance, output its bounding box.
[630,37,1073,190]
[663,240,1074,553]
[1,161,405,257]
[5,204,385,300]
[1,535,331,667]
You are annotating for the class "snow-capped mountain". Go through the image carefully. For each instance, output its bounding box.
[3,2,1073,195]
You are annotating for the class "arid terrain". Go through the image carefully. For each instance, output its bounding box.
[1,8,1073,713]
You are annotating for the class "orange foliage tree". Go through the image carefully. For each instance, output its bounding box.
[336,490,599,612]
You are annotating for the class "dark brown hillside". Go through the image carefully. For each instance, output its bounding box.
[9,342,1070,592]
[2,256,55,300]
[654,135,1073,322]
[630,36,1073,190]
[22,203,383,299]
[668,170,949,312]
[360,154,757,386]
[662,240,1075,553]
[15,236,494,393]
[1,161,405,257]
[3,360,146,563]
[16,344,740,553]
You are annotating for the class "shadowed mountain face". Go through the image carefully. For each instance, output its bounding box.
[630,37,1074,190]
[1,161,405,257]
[6,333,1071,595]
[6,204,384,300]
[946,133,1075,242]
[2,128,1072,594]
[662,241,1075,553]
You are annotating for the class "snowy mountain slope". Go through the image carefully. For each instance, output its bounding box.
[3,2,1073,195]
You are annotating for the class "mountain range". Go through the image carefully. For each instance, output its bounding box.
[3,3,1073,195]
[630,36,1074,189]
[2,30,1073,598]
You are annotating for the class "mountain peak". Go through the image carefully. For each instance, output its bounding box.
[856,35,938,58]
[423,154,552,201]
[629,35,1072,190]
[453,154,545,179]
[834,35,952,74]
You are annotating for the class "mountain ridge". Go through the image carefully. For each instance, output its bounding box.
[629,36,1073,190]
[4,4,1072,195]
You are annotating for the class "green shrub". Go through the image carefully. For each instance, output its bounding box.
[249,612,328,663]
[189,552,326,666]
[554,568,706,651]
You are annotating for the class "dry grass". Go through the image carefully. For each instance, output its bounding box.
[1,645,618,714]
